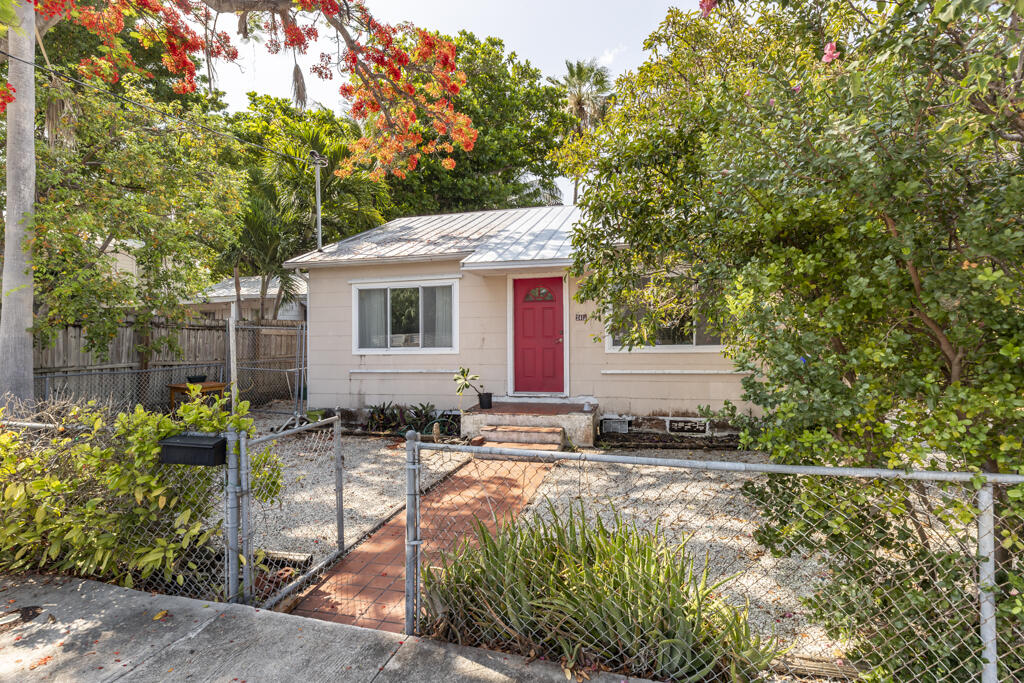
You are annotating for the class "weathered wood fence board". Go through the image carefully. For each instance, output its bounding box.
[34,321,305,412]
[34,320,302,372]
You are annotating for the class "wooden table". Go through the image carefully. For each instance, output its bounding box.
[167,381,227,408]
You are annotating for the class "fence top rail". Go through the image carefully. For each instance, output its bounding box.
[413,439,1024,485]
[38,362,224,379]
[247,416,339,446]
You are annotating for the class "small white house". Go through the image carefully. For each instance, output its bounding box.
[285,205,749,444]
[192,276,308,321]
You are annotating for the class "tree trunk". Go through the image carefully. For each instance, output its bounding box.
[272,285,284,320]
[258,276,269,321]
[572,177,580,205]
[0,3,38,401]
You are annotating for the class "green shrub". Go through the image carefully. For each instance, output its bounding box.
[366,401,439,434]
[421,505,779,681]
[0,392,282,596]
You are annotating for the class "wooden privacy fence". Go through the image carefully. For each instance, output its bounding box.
[33,320,305,411]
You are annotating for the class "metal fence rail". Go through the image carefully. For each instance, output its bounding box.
[404,436,1024,682]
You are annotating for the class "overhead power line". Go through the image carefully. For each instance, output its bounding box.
[0,47,312,166]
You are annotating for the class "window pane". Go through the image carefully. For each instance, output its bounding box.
[611,317,694,347]
[422,285,453,348]
[695,318,722,346]
[524,286,554,301]
[655,317,693,346]
[390,288,420,348]
[357,289,388,349]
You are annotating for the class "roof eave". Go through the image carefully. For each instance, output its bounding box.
[459,257,573,271]
[285,253,472,269]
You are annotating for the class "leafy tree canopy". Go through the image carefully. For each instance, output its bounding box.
[12,76,246,356]
[218,94,390,319]
[558,3,1024,674]
[385,31,574,217]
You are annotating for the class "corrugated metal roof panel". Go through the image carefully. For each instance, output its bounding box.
[202,276,308,302]
[284,205,581,268]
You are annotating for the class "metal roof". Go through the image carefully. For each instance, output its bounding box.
[202,276,308,303]
[284,205,580,269]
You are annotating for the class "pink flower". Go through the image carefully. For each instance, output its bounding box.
[768,97,776,107]
[699,0,717,18]
[822,42,840,63]
[792,84,802,94]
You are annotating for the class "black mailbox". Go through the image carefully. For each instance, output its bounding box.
[158,434,227,466]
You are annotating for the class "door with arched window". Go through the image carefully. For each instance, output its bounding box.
[513,277,564,393]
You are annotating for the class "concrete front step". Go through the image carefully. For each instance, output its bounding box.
[481,441,563,452]
[480,424,565,446]
[461,403,598,447]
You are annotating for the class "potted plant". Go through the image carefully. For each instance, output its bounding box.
[453,367,492,410]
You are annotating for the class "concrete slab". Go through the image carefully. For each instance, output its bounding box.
[376,636,647,683]
[0,574,400,683]
[126,605,402,682]
[0,575,654,683]
[0,574,225,682]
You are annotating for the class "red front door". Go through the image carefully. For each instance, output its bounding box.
[513,277,564,393]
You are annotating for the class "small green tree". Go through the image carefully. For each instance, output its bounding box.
[8,75,246,359]
[221,95,390,318]
[558,4,1024,678]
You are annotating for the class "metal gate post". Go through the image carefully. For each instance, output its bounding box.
[239,431,253,603]
[334,410,344,550]
[225,428,240,603]
[978,483,998,683]
[404,430,421,635]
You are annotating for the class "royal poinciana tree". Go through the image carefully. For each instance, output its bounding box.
[1,0,477,399]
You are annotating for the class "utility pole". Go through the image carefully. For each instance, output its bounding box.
[309,150,328,251]
[1,3,38,401]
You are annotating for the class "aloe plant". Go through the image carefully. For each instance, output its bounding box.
[421,504,780,681]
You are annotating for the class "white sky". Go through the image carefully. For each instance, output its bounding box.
[207,1,697,202]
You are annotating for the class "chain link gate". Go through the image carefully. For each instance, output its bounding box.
[229,414,345,607]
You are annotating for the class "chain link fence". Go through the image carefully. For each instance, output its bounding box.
[34,363,227,412]
[403,439,1024,682]
[238,418,342,606]
[234,323,305,418]
[0,408,230,603]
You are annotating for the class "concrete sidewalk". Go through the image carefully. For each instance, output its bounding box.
[0,575,646,683]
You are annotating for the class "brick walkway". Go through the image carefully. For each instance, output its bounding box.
[292,458,553,633]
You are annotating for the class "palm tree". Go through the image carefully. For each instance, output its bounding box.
[225,182,303,320]
[549,59,613,203]
[267,116,391,244]
[223,115,391,320]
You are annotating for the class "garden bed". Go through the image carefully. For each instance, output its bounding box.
[520,449,846,664]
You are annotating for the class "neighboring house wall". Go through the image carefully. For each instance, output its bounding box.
[306,260,749,417]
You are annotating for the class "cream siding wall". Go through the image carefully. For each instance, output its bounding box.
[306,261,750,417]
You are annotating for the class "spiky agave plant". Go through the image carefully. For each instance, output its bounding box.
[421,503,780,682]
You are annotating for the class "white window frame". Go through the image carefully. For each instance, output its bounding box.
[351,277,459,355]
[604,322,723,354]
